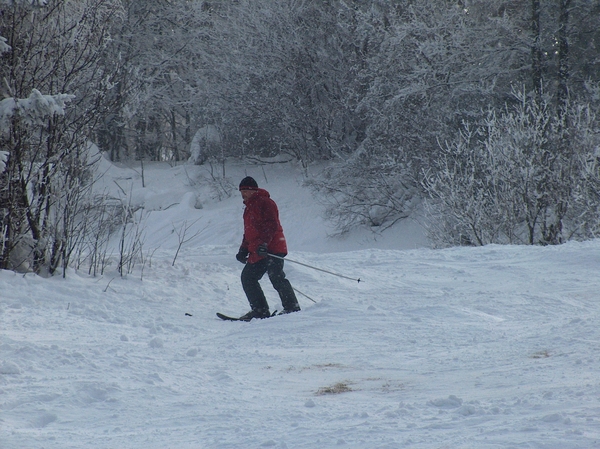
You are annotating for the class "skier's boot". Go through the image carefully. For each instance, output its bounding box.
[238,309,271,321]
[278,307,300,316]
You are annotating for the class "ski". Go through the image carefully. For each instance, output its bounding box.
[216,312,247,322]
[216,310,278,322]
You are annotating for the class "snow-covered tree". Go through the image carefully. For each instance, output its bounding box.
[0,0,123,274]
[96,0,211,162]
[312,0,528,233]
[313,0,600,238]
[200,0,367,168]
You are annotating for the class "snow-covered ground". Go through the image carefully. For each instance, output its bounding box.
[2,159,600,449]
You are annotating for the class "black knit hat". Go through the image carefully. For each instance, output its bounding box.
[239,176,259,191]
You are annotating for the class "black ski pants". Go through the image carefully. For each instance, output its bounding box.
[241,254,299,313]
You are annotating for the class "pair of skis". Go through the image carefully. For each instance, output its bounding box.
[185,312,269,321]
[216,308,304,321]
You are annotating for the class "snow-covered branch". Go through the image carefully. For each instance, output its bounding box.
[0,0,48,4]
[0,151,8,173]
[0,89,75,131]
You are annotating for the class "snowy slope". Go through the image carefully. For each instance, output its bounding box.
[2,160,600,449]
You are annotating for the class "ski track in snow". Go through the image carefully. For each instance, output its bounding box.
[2,162,600,449]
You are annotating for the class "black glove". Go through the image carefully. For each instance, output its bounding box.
[257,243,268,258]
[236,248,249,264]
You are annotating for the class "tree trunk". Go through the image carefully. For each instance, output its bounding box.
[557,0,571,112]
[531,0,542,101]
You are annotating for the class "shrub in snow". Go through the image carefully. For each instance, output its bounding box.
[309,147,419,234]
[188,125,222,165]
[422,91,600,247]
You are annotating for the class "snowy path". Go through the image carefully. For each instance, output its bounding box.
[3,241,600,448]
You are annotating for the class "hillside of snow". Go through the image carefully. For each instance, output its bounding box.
[2,160,600,449]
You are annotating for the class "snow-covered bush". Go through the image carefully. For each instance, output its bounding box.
[188,125,222,166]
[309,147,420,234]
[0,90,75,273]
[422,92,600,247]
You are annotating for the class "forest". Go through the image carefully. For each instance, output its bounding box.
[1,0,600,275]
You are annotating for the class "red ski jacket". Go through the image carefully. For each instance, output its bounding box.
[240,188,288,264]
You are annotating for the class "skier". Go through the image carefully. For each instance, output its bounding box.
[235,176,300,320]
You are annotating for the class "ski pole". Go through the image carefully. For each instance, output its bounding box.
[268,253,361,283]
[293,286,317,304]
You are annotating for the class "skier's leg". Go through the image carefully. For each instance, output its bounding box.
[241,259,270,316]
[267,256,300,312]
